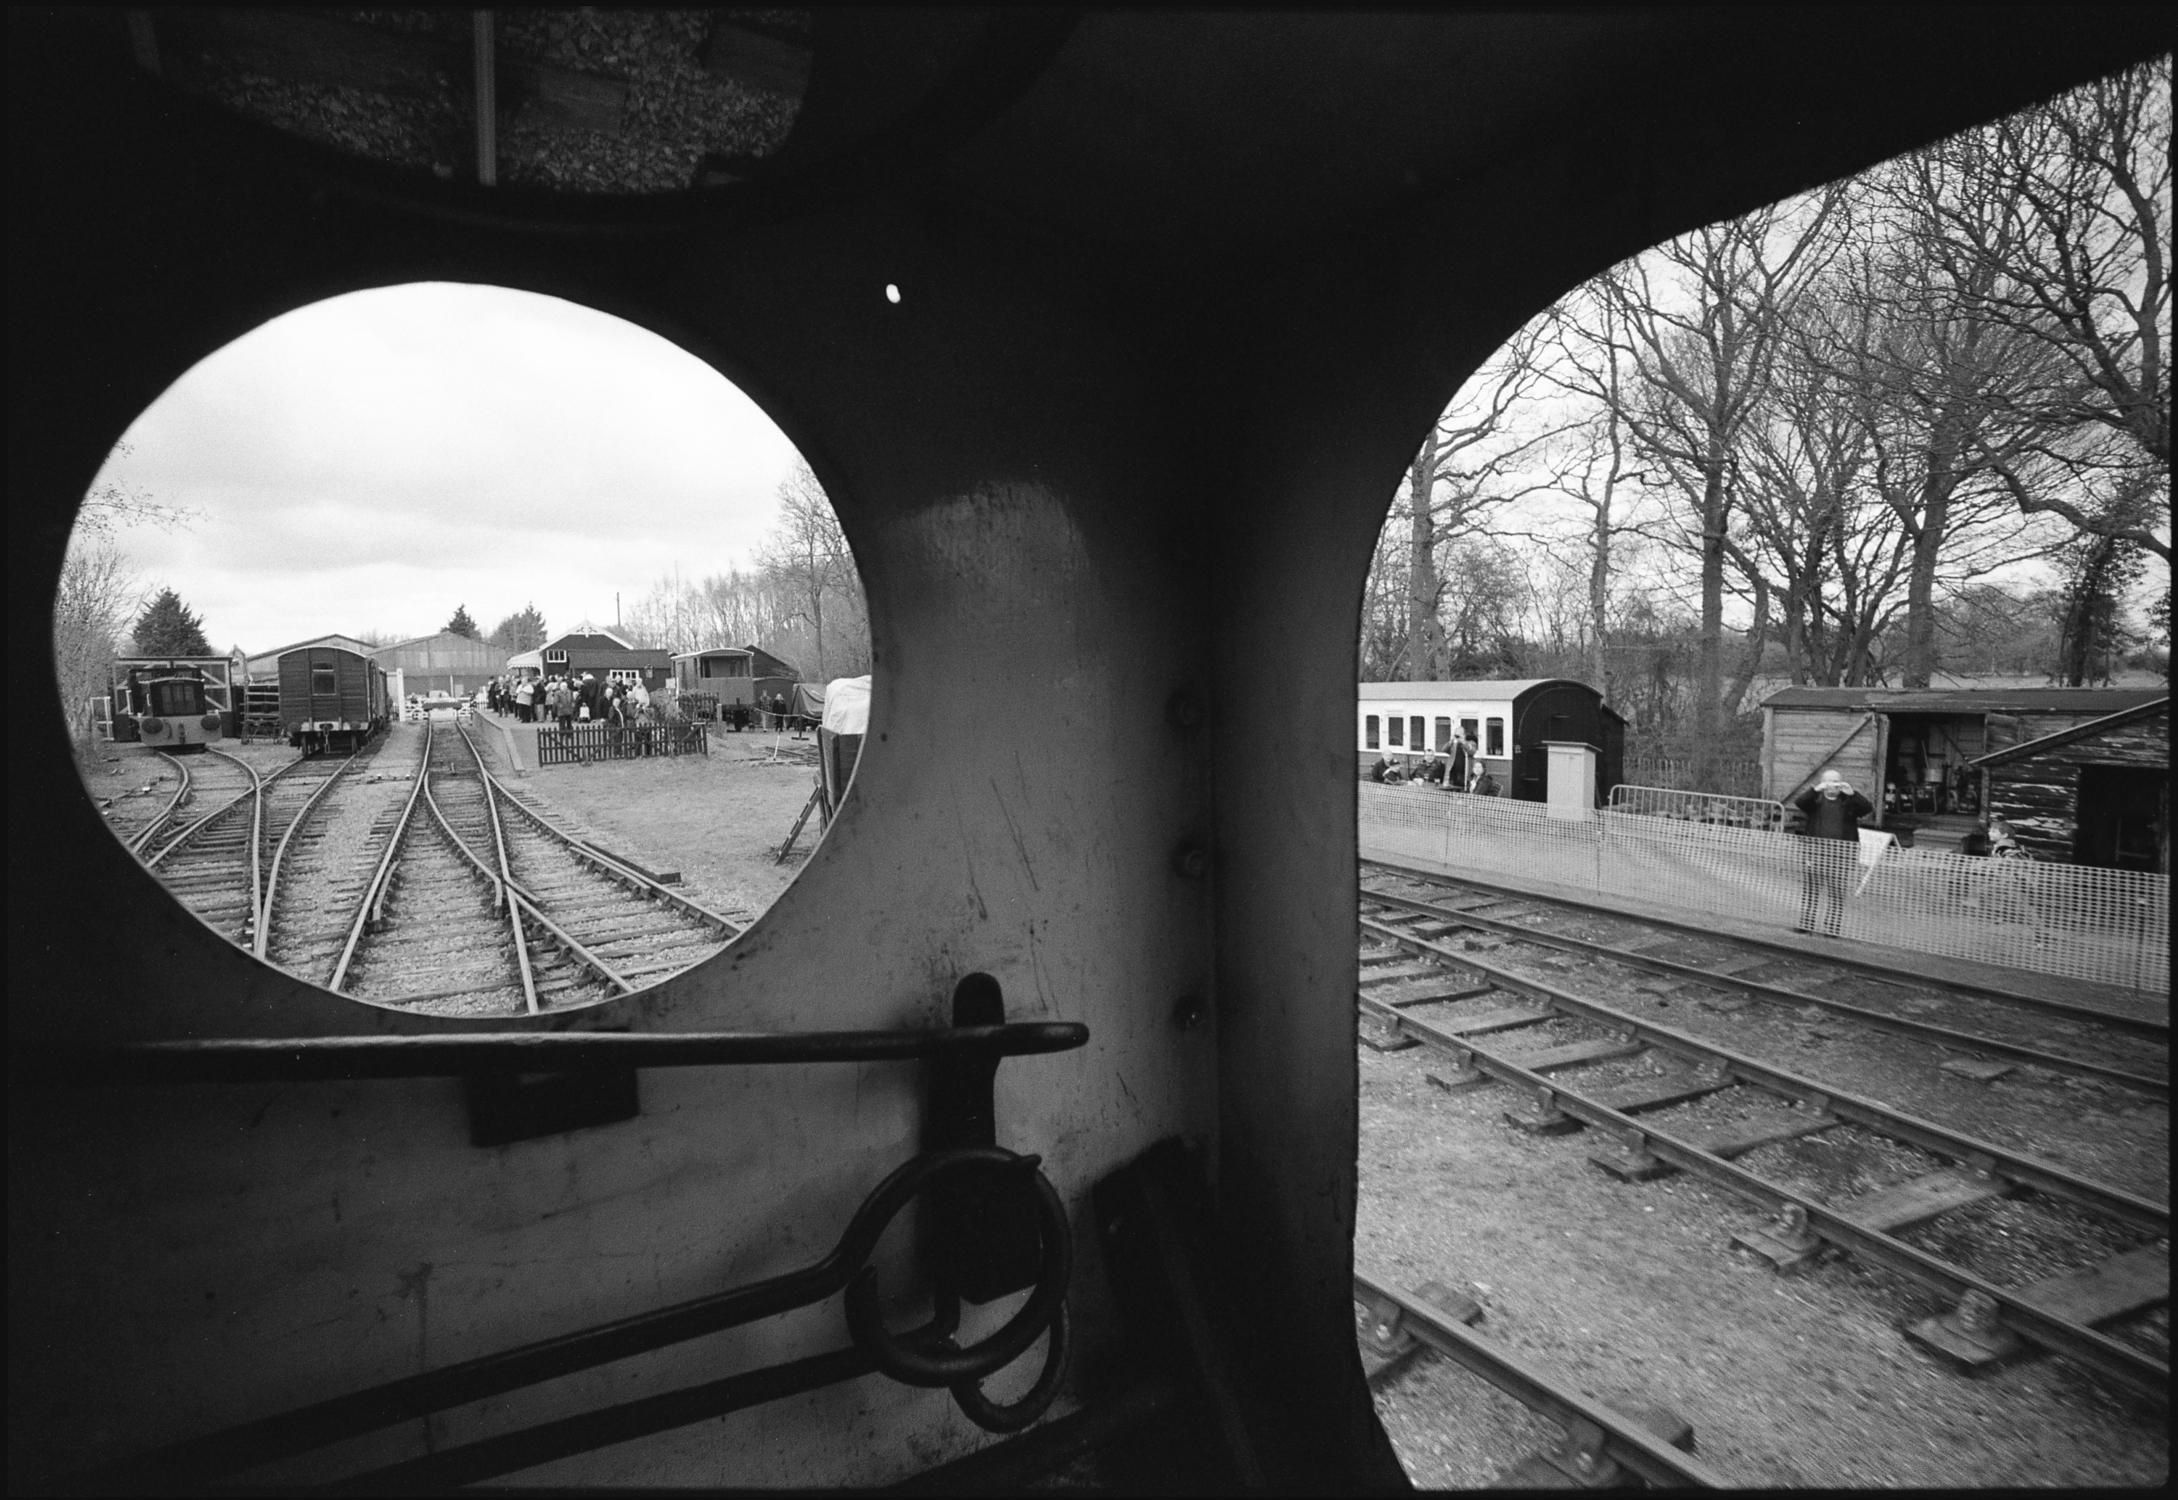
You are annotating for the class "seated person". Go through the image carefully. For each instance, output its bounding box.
[1369,756,1392,783]
[1471,768,1500,797]
[1420,756,1445,786]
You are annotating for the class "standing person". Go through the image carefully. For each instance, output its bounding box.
[554,676,575,732]
[1444,735,1472,794]
[516,677,534,723]
[1791,767,1873,937]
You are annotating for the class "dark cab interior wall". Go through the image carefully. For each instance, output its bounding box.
[8,9,2162,1488]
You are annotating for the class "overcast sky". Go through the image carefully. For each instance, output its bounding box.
[83,282,806,654]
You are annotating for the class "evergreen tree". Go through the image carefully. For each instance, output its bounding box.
[487,603,548,654]
[132,588,211,656]
[445,604,481,640]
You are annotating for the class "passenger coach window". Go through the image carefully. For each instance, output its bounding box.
[1434,717,1452,751]
[1365,715,1379,749]
[1410,716,1424,749]
[1460,717,1478,746]
[1487,719,1504,756]
[1388,718,1403,747]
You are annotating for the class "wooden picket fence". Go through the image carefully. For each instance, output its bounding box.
[536,719,708,766]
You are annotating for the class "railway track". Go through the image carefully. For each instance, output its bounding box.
[140,748,334,944]
[1354,874,2170,1404]
[260,736,415,982]
[334,719,740,1014]
[101,750,190,854]
[1360,859,2168,1095]
[1353,1269,1724,1488]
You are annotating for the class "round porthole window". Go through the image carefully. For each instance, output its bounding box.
[58,282,872,1015]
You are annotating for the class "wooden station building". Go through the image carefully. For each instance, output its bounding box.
[1759,684,2168,856]
[507,624,671,691]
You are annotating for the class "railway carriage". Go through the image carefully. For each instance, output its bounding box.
[18,9,2161,1494]
[113,662,227,753]
[277,644,389,756]
[1359,680,1625,805]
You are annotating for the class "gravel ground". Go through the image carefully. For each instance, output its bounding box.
[474,715,817,926]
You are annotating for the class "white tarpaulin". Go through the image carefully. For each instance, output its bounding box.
[821,676,871,735]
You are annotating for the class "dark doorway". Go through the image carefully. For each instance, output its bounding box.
[2074,765,2168,873]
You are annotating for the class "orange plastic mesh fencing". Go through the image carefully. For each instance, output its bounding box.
[1361,782,2167,993]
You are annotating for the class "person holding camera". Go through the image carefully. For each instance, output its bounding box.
[1791,767,1873,936]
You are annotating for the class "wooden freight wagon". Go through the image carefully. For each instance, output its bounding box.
[670,644,800,726]
[1968,697,2169,870]
[277,644,388,755]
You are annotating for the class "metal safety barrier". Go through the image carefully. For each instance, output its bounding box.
[1607,782,1788,832]
[1360,783,2168,993]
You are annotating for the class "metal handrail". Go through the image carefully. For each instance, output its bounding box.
[22,1022,1090,1086]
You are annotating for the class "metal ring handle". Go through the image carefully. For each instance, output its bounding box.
[845,1157,1071,1388]
[949,1300,1070,1433]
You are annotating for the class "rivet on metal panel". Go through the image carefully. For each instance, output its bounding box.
[1165,691,1204,730]
[1170,841,1209,879]
[1171,994,1207,1031]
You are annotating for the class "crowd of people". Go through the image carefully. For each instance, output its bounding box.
[484,671,658,730]
[1368,732,1499,796]
[476,675,811,737]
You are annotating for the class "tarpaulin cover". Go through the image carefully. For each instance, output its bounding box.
[788,682,825,722]
[821,676,871,735]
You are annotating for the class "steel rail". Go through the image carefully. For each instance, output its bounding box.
[122,750,191,855]
[328,727,434,991]
[1362,855,2165,1038]
[28,1022,1090,1084]
[420,723,635,1005]
[460,723,744,937]
[1358,992,2169,1401]
[472,733,547,1014]
[254,756,361,961]
[1361,916,2169,1232]
[1359,886,2166,1096]
[1351,1268,1726,1489]
[419,719,543,1013]
[142,747,267,869]
[459,730,638,997]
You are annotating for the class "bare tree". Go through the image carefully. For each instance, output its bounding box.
[1390,319,1567,679]
[1908,55,2169,557]
[1590,189,1847,780]
[757,463,868,683]
[1542,290,1659,699]
[52,542,142,760]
